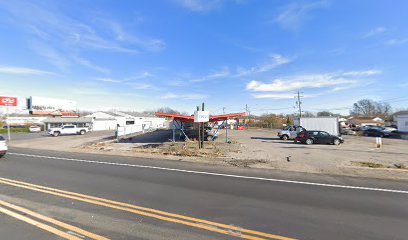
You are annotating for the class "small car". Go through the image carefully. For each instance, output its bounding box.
[0,135,7,158]
[29,125,42,133]
[278,125,306,140]
[296,130,344,145]
[362,128,391,137]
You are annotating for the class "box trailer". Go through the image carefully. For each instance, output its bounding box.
[295,117,340,136]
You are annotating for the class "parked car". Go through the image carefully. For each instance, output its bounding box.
[362,128,391,137]
[29,125,42,133]
[278,125,306,140]
[381,126,397,132]
[47,125,90,137]
[4,125,26,129]
[295,130,344,145]
[341,128,357,135]
[0,135,7,158]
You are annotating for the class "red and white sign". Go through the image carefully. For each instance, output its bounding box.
[0,96,18,107]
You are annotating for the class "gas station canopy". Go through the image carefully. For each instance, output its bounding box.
[155,112,246,123]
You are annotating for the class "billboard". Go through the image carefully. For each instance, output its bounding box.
[28,96,77,115]
[0,96,18,107]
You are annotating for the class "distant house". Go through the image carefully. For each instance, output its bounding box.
[347,116,385,126]
[372,117,385,123]
[393,111,408,132]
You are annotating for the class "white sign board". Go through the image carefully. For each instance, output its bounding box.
[194,111,209,122]
[29,96,77,115]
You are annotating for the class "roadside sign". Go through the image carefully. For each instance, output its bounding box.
[0,96,18,107]
[0,96,17,142]
[194,111,209,122]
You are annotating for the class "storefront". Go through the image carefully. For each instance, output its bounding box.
[43,117,93,130]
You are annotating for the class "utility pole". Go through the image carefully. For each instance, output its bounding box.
[201,102,205,149]
[295,91,303,118]
[245,104,249,118]
[197,106,201,149]
[222,107,225,114]
[6,105,10,142]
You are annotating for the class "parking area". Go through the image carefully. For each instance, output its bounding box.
[224,129,408,179]
[8,130,115,151]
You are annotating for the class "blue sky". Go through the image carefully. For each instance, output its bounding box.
[0,0,408,115]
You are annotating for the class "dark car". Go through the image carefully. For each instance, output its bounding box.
[362,128,390,137]
[295,130,344,145]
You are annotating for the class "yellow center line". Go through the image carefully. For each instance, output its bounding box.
[0,177,296,240]
[0,205,82,240]
[0,199,109,240]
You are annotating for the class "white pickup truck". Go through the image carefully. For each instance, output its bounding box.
[47,125,90,137]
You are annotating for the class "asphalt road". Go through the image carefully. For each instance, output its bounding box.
[0,148,407,240]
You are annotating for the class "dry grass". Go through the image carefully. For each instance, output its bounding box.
[352,161,408,170]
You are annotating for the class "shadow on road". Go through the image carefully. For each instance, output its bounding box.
[119,130,173,143]
[250,137,280,141]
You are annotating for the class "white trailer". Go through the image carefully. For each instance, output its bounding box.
[295,117,340,136]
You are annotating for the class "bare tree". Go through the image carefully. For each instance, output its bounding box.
[302,111,315,117]
[317,111,333,117]
[350,99,377,117]
[350,99,392,117]
[156,107,180,114]
[376,102,392,116]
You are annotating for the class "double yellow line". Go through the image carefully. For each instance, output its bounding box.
[0,199,109,240]
[0,177,296,240]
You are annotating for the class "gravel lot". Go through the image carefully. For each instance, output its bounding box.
[225,129,408,179]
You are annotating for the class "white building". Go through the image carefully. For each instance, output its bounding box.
[84,111,166,131]
[84,112,118,131]
[394,111,408,132]
[4,116,47,126]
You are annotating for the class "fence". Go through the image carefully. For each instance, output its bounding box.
[116,124,144,138]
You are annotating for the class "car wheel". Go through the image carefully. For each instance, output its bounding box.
[305,139,313,145]
[282,135,289,141]
[364,133,369,137]
[0,154,4,158]
[53,132,60,137]
[80,130,85,135]
[379,133,384,138]
[333,139,341,145]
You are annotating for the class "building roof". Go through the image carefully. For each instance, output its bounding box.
[85,111,117,119]
[394,111,408,116]
[44,117,93,123]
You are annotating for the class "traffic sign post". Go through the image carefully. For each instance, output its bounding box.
[194,104,209,149]
[0,96,18,142]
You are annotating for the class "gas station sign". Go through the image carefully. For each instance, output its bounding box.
[0,96,17,107]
